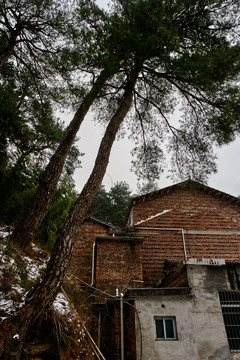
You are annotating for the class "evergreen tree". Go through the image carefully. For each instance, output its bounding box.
[89,181,132,226]
[0,0,74,68]
[36,176,78,251]
[3,0,240,357]
[8,0,122,249]
[137,180,159,195]
[88,185,111,221]
[0,63,81,227]
[108,182,132,226]
[11,0,240,249]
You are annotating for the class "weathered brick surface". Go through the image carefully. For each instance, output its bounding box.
[71,186,240,289]
[70,218,110,284]
[132,187,240,286]
[69,183,240,360]
[95,237,143,294]
[124,300,137,360]
[161,261,189,288]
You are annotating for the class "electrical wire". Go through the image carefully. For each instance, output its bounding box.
[67,272,143,360]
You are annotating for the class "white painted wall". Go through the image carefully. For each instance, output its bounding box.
[134,265,238,360]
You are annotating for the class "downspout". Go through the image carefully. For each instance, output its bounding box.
[136,227,188,261]
[91,242,96,286]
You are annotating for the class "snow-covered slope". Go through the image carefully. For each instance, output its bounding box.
[0,227,99,360]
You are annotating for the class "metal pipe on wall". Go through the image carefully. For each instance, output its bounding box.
[136,227,188,261]
[91,243,96,286]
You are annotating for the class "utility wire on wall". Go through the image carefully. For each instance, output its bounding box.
[67,272,143,360]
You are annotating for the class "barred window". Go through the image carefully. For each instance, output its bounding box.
[154,316,177,340]
[219,291,240,352]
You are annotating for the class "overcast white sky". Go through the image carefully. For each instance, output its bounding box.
[70,111,240,197]
[70,0,240,198]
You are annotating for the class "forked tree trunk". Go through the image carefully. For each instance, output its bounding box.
[0,23,24,68]
[2,66,139,360]
[10,68,114,250]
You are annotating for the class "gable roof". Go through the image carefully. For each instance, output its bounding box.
[84,216,114,228]
[124,179,240,227]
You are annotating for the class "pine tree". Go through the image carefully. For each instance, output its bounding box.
[3,0,240,357]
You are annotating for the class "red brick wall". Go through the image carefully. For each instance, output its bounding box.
[95,237,143,294]
[70,187,240,289]
[132,187,240,286]
[70,219,110,284]
[124,300,137,360]
[162,262,189,288]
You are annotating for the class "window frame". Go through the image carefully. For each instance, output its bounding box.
[154,316,177,341]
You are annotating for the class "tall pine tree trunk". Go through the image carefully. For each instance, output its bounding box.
[2,66,139,360]
[10,68,114,250]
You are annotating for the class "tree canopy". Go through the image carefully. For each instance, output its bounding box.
[7,0,240,250]
[0,59,81,233]
[0,0,85,247]
[2,0,240,357]
[103,0,240,183]
[88,181,132,226]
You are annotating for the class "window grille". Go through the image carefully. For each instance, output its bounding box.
[219,291,240,352]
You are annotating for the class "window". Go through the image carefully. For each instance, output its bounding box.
[219,291,240,352]
[154,316,177,340]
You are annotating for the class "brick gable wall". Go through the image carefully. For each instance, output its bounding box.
[132,187,240,286]
[70,188,240,289]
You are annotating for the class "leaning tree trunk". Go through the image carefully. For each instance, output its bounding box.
[10,67,114,250]
[2,66,139,360]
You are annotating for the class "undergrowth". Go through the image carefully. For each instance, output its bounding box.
[0,233,97,359]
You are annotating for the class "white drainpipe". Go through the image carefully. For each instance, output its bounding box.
[136,227,188,261]
[91,243,96,286]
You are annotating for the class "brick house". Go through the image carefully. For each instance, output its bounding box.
[70,180,240,360]
[70,217,112,285]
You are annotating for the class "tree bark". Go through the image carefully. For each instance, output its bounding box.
[2,66,139,360]
[10,67,114,250]
[0,22,24,68]
[0,40,16,68]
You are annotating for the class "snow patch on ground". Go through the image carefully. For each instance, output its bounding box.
[53,292,71,316]
[0,226,12,239]
[0,298,15,313]
[0,229,48,316]
[0,232,8,238]
[0,229,72,321]
[23,255,46,281]
[0,228,90,357]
